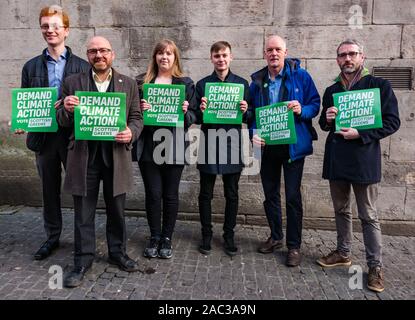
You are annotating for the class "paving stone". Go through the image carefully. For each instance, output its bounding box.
[0,207,413,300]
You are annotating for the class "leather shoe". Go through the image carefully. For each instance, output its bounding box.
[108,255,139,272]
[286,249,301,267]
[257,237,283,254]
[34,240,59,260]
[64,265,90,288]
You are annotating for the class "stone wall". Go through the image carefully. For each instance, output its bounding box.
[0,0,414,235]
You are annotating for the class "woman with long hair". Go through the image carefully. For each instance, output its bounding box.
[134,39,197,259]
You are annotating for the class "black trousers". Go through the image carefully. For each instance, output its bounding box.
[139,161,184,240]
[198,171,241,239]
[35,132,68,244]
[73,153,126,267]
[260,146,305,250]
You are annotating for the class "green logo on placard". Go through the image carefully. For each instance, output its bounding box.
[74,91,126,141]
[255,101,297,145]
[203,82,244,124]
[143,83,185,127]
[11,87,58,132]
[334,88,383,131]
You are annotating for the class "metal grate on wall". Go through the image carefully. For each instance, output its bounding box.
[372,67,412,90]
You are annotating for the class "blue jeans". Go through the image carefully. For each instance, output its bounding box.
[260,147,305,249]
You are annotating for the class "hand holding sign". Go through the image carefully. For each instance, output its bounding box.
[182,100,189,114]
[200,97,207,113]
[140,99,151,112]
[326,106,338,124]
[335,127,360,140]
[64,95,79,113]
[240,100,248,114]
[253,134,265,146]
[287,100,302,115]
[115,126,132,143]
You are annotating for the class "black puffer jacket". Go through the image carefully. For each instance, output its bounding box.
[21,46,90,152]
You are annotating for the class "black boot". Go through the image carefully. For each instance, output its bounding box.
[199,235,212,255]
[223,236,237,256]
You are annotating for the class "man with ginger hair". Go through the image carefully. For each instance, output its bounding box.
[19,5,89,261]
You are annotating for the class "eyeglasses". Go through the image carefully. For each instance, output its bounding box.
[337,51,361,59]
[40,23,66,31]
[87,48,112,56]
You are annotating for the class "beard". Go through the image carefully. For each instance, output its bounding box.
[341,62,361,74]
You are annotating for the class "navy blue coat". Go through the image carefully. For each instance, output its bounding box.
[195,71,252,175]
[319,74,400,184]
[21,46,89,153]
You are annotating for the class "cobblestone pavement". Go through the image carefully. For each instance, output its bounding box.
[0,206,414,300]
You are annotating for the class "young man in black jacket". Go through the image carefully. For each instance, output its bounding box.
[317,39,400,293]
[18,5,89,260]
[195,41,251,256]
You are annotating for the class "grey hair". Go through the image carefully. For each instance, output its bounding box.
[336,39,364,54]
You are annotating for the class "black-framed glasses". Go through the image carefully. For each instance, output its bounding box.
[40,23,66,31]
[87,48,112,56]
[337,51,361,59]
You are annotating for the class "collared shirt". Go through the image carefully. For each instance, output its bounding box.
[92,69,112,92]
[45,47,67,96]
[268,67,284,104]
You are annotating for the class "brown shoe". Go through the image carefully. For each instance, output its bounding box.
[257,237,283,254]
[316,250,352,268]
[286,249,301,267]
[367,266,384,293]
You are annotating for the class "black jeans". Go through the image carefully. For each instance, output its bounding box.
[35,132,68,244]
[139,161,184,240]
[198,171,241,239]
[260,147,305,249]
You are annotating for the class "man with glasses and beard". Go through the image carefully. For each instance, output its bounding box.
[317,39,400,293]
[57,36,143,288]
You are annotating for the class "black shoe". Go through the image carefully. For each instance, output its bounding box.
[108,255,139,272]
[34,240,59,260]
[143,237,159,258]
[199,235,212,255]
[64,265,90,288]
[223,237,238,257]
[158,237,172,259]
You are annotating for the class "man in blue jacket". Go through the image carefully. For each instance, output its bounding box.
[249,35,320,266]
[317,39,400,293]
[18,5,89,260]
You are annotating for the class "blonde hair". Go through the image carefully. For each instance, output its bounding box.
[144,39,184,84]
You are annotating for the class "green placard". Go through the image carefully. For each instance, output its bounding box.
[255,101,297,145]
[11,87,58,132]
[203,82,244,124]
[334,88,383,131]
[74,91,126,141]
[143,83,185,127]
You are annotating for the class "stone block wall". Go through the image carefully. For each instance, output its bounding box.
[0,0,414,235]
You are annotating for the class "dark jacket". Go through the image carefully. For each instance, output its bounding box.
[195,70,251,175]
[132,75,197,165]
[249,59,320,162]
[319,74,400,184]
[21,46,90,153]
[56,69,143,197]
